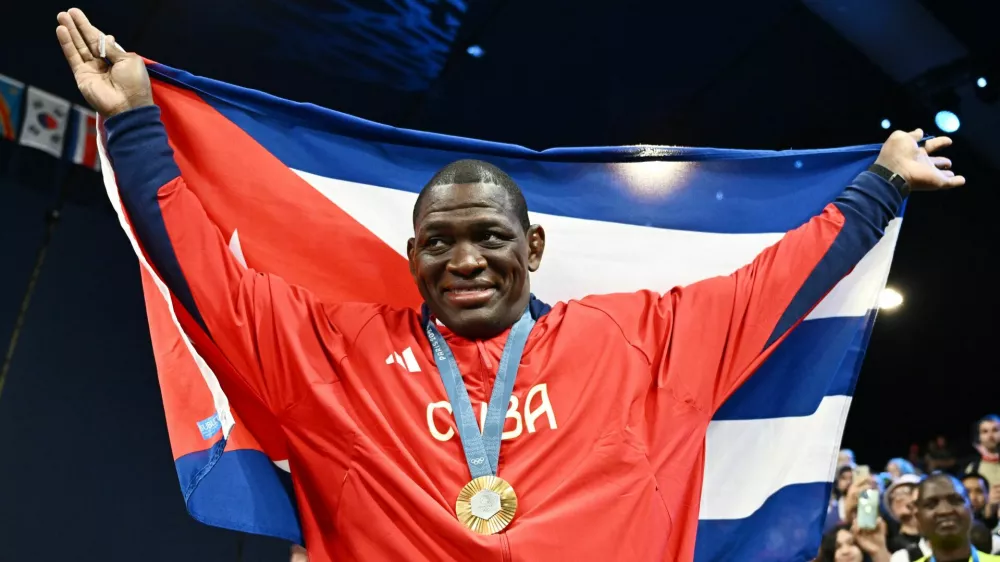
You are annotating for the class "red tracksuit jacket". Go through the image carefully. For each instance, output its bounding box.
[105,106,903,561]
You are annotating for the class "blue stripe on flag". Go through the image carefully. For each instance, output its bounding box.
[146,63,881,235]
[694,482,831,562]
[175,447,302,544]
[714,313,872,420]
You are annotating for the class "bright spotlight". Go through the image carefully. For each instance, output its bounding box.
[977,77,988,88]
[934,110,960,133]
[878,287,903,310]
[466,45,484,58]
[881,119,891,130]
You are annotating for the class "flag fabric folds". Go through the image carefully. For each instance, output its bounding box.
[0,74,25,141]
[97,61,897,561]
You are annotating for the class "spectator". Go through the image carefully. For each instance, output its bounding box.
[971,520,996,555]
[827,466,856,531]
[961,472,999,531]
[816,521,891,562]
[884,474,922,552]
[964,415,1000,515]
[841,449,858,468]
[925,436,958,474]
[907,472,999,561]
[887,459,917,481]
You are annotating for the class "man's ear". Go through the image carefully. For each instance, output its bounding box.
[407,238,417,278]
[526,225,545,272]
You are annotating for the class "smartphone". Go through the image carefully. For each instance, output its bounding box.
[853,465,870,485]
[857,488,880,530]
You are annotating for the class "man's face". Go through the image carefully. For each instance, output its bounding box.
[407,183,544,340]
[890,484,917,524]
[979,420,1000,452]
[916,478,972,548]
[962,476,987,512]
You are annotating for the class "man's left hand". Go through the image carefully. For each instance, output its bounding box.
[874,128,965,191]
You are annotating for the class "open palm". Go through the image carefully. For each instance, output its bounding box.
[875,129,965,191]
[56,8,153,117]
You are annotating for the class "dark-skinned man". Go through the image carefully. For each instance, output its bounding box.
[912,473,1000,562]
[55,7,966,562]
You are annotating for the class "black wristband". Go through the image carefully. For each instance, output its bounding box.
[868,163,910,197]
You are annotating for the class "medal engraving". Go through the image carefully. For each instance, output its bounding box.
[470,489,502,519]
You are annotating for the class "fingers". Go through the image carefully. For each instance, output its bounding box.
[945,174,966,188]
[103,34,129,64]
[907,128,924,142]
[924,136,953,154]
[68,8,105,59]
[57,11,93,62]
[932,156,952,170]
[55,25,86,69]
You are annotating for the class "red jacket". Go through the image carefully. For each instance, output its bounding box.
[106,105,902,561]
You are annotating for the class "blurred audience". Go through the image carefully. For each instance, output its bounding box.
[816,413,1000,562]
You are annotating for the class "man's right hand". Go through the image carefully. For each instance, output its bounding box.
[56,8,153,118]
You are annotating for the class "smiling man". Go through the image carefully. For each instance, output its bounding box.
[913,474,1000,562]
[55,7,968,562]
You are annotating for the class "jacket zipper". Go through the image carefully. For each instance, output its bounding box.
[476,340,494,390]
[500,533,512,562]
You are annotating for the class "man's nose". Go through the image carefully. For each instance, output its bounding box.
[447,242,487,276]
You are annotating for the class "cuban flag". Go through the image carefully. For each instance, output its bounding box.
[97,60,897,561]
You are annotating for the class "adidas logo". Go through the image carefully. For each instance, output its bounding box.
[386,347,420,373]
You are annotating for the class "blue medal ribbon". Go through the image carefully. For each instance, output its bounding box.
[422,305,534,479]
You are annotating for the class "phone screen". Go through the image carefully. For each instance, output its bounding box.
[853,465,870,484]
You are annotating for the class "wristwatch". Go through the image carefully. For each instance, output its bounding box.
[867,163,910,197]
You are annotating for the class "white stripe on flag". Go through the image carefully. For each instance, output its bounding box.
[293,170,900,320]
[699,395,852,520]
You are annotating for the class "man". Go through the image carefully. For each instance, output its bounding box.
[962,472,999,531]
[966,416,1000,510]
[886,475,923,552]
[55,7,966,561]
[911,473,1000,562]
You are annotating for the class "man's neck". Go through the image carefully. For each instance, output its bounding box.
[930,540,972,561]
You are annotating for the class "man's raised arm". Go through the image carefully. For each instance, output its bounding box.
[682,129,965,410]
[56,8,344,413]
[587,129,963,414]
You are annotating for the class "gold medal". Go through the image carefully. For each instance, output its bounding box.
[455,475,518,535]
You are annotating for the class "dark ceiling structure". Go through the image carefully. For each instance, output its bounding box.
[1,0,998,501]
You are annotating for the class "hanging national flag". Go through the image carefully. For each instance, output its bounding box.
[19,86,70,158]
[98,61,898,561]
[0,74,25,141]
[66,105,100,170]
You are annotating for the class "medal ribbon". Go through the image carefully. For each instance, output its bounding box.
[422,306,534,479]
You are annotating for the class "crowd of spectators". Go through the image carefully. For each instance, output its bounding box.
[814,414,1000,561]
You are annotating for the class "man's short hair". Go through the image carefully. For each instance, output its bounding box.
[413,159,530,231]
[962,471,990,489]
[917,471,968,503]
